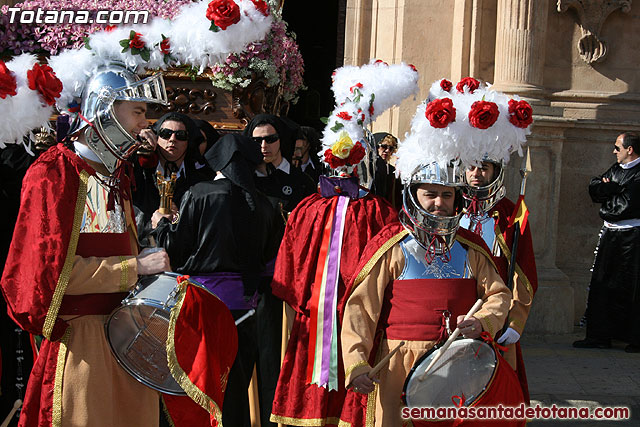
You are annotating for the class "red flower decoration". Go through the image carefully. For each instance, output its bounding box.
[408,64,418,72]
[337,111,352,121]
[350,82,363,93]
[105,25,117,32]
[508,99,533,128]
[0,61,17,99]
[206,0,241,30]
[250,0,270,16]
[129,32,145,49]
[27,63,62,106]
[425,98,456,128]
[324,149,347,169]
[346,141,366,165]
[374,59,388,66]
[440,79,452,92]
[368,104,374,116]
[469,100,499,129]
[456,77,480,93]
[160,38,171,55]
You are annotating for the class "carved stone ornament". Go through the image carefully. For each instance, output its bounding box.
[557,0,632,64]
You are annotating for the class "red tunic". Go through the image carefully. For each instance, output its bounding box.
[270,191,398,426]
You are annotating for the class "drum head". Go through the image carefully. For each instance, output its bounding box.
[403,338,496,408]
[105,273,188,395]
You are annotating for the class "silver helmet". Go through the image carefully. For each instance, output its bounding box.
[461,159,506,216]
[399,161,465,259]
[70,63,168,173]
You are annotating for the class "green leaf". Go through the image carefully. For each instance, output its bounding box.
[330,122,344,133]
[83,37,91,50]
[319,117,329,124]
[163,55,170,65]
[129,30,136,39]
[140,48,151,62]
[119,39,130,48]
[161,34,166,40]
[209,22,220,32]
[131,47,140,55]
[121,47,128,53]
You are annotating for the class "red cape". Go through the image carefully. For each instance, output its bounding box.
[1,144,97,341]
[270,191,398,425]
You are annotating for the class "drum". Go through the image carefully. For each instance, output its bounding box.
[402,338,496,409]
[105,272,209,395]
[402,338,525,426]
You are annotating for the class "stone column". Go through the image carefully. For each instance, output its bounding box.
[492,0,548,95]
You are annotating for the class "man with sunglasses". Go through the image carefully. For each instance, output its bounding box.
[135,113,213,243]
[574,132,640,353]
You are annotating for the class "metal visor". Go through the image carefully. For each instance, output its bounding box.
[462,164,506,215]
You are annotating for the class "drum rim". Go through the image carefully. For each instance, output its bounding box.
[401,338,497,408]
[104,313,187,395]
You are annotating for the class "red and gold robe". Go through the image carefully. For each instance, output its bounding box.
[270,190,397,426]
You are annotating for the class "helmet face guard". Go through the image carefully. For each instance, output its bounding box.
[462,161,506,215]
[72,64,168,173]
[399,162,464,261]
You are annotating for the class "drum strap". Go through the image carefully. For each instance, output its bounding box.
[59,292,128,316]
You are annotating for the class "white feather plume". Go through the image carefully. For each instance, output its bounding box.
[395,78,533,183]
[320,61,419,168]
[0,54,56,148]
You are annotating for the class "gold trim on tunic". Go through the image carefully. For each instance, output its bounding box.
[52,328,71,427]
[269,414,341,426]
[494,223,534,297]
[118,256,129,292]
[43,170,89,340]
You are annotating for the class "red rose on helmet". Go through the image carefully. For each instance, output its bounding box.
[27,63,63,106]
[346,141,366,165]
[129,32,145,49]
[250,0,270,16]
[440,79,452,92]
[324,149,347,169]
[0,61,17,99]
[408,64,418,72]
[206,0,241,30]
[425,97,456,128]
[337,111,352,121]
[456,77,480,93]
[160,38,171,55]
[508,99,533,128]
[469,100,499,129]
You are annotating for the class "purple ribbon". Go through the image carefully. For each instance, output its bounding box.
[319,195,349,384]
[319,175,360,199]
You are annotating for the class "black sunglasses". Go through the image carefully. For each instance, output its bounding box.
[614,144,623,152]
[379,144,396,151]
[253,134,279,144]
[158,128,188,141]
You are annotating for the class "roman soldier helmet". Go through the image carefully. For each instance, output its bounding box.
[67,63,168,173]
[396,77,532,257]
[320,60,419,195]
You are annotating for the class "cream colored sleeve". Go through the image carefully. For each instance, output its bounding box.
[65,255,138,295]
[467,248,511,338]
[507,272,534,334]
[341,244,404,387]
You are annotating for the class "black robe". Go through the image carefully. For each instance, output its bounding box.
[586,161,640,345]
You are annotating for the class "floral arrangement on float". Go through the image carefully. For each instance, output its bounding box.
[0,0,304,149]
[320,59,419,175]
[395,76,534,184]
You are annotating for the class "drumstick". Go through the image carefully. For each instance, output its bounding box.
[1,399,22,427]
[418,299,483,381]
[367,341,405,379]
[235,309,256,326]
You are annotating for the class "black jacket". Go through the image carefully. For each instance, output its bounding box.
[589,161,640,222]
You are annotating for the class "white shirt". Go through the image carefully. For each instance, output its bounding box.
[301,157,315,172]
[255,157,291,177]
[620,156,640,169]
[156,161,185,179]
